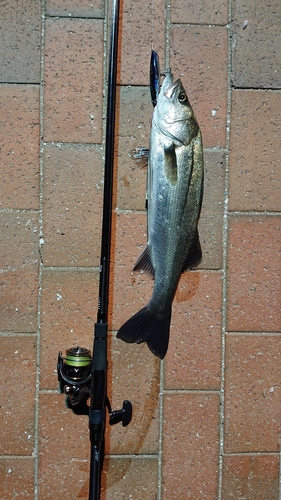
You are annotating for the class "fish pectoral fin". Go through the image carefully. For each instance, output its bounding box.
[182,228,202,271]
[164,143,177,186]
[133,245,155,277]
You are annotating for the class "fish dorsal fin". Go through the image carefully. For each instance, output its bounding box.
[133,245,155,277]
[182,228,202,271]
[164,143,177,186]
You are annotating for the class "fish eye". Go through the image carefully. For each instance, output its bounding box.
[178,92,187,104]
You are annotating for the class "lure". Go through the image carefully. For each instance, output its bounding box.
[150,50,160,107]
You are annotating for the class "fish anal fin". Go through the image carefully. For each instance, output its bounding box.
[133,245,155,277]
[182,228,202,271]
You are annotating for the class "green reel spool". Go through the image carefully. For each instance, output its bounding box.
[63,347,92,380]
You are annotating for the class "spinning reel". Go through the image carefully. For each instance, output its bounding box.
[57,346,132,426]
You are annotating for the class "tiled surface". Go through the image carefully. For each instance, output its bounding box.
[1,1,281,499]
[227,216,280,332]
[38,393,89,498]
[44,18,104,143]
[170,0,228,25]
[162,393,220,499]
[0,86,40,209]
[46,0,104,18]
[38,458,90,500]
[225,334,281,453]
[42,144,103,266]
[101,457,158,499]
[0,457,34,499]
[229,90,281,211]
[222,454,280,499]
[170,25,228,148]
[0,336,36,455]
[164,271,222,390]
[0,0,41,83]
[0,212,39,332]
[117,0,165,86]
[199,150,226,269]
[231,0,281,88]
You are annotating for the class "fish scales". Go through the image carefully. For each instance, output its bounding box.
[149,136,202,307]
[117,69,204,359]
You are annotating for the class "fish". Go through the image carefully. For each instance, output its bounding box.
[117,68,204,359]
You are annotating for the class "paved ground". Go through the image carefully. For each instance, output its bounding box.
[0,0,280,498]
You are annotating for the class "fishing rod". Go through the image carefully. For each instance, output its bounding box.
[57,1,132,498]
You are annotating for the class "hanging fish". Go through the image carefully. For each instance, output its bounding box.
[117,67,204,359]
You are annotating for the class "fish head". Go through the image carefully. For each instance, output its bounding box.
[154,70,198,145]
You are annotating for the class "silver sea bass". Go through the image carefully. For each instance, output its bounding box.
[117,69,204,359]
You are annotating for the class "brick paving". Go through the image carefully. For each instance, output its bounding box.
[0,1,280,499]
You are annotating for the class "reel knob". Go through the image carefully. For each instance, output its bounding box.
[109,400,132,427]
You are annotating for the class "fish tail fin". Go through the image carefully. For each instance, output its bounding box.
[117,305,171,359]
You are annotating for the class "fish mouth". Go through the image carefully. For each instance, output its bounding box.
[160,68,182,100]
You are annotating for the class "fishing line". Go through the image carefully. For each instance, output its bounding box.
[150,0,154,51]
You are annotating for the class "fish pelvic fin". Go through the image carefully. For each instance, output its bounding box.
[182,228,202,271]
[117,305,171,359]
[133,245,155,277]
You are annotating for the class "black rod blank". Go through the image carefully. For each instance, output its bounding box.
[88,0,120,499]
[98,0,120,324]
